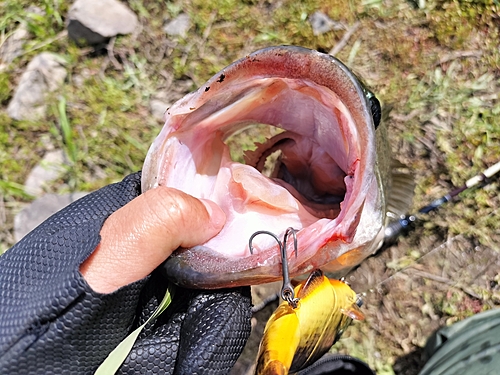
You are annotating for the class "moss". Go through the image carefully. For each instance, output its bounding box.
[1,0,499,370]
[0,115,46,192]
[0,72,12,105]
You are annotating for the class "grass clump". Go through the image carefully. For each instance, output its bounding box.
[0,0,499,373]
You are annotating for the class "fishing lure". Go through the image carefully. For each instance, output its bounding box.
[250,229,364,375]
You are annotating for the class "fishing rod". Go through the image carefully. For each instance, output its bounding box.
[383,160,500,244]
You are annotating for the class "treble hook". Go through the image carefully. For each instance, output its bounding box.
[248,227,300,308]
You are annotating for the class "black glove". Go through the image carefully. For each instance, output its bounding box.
[0,172,252,375]
[296,354,375,375]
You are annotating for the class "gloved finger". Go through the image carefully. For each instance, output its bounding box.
[117,283,252,375]
[80,186,226,293]
[175,287,252,375]
[0,172,153,374]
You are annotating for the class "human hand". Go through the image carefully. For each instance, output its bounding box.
[0,172,251,375]
[80,185,226,293]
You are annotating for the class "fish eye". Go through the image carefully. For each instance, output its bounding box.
[367,92,381,130]
[352,72,382,130]
[360,86,381,130]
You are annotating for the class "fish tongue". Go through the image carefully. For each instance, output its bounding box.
[241,128,347,221]
[230,164,300,213]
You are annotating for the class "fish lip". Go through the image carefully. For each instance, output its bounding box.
[144,46,380,288]
[160,247,282,289]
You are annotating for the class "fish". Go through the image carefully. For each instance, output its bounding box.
[142,45,414,288]
[254,269,364,375]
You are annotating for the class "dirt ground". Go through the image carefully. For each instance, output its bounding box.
[1,1,499,374]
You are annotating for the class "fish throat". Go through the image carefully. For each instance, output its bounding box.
[198,76,357,223]
[228,126,347,221]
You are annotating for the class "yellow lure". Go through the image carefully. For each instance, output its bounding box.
[255,269,364,375]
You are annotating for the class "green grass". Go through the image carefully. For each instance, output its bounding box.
[0,0,499,372]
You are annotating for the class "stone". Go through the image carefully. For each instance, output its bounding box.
[67,0,139,45]
[7,52,67,121]
[0,27,29,71]
[149,99,169,121]
[24,150,70,197]
[14,192,88,242]
[309,11,344,36]
[163,13,191,37]
[149,80,194,121]
[0,6,44,71]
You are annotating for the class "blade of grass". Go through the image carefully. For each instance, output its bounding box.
[123,133,149,153]
[94,285,174,375]
[0,180,34,199]
[57,96,77,164]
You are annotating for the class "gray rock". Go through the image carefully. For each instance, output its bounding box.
[24,150,70,197]
[7,52,67,121]
[0,27,29,71]
[163,13,191,37]
[14,192,88,242]
[149,99,169,121]
[149,82,194,121]
[67,0,138,45]
[0,6,44,71]
[309,11,344,36]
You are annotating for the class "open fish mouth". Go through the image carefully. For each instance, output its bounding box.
[234,128,346,221]
[142,46,386,289]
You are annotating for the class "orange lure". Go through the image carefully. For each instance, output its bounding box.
[255,269,364,375]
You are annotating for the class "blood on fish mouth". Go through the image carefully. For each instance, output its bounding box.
[142,46,388,289]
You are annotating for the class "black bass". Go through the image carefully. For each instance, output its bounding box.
[142,45,412,288]
[255,269,364,375]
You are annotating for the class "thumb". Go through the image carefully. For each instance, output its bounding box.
[80,186,226,293]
